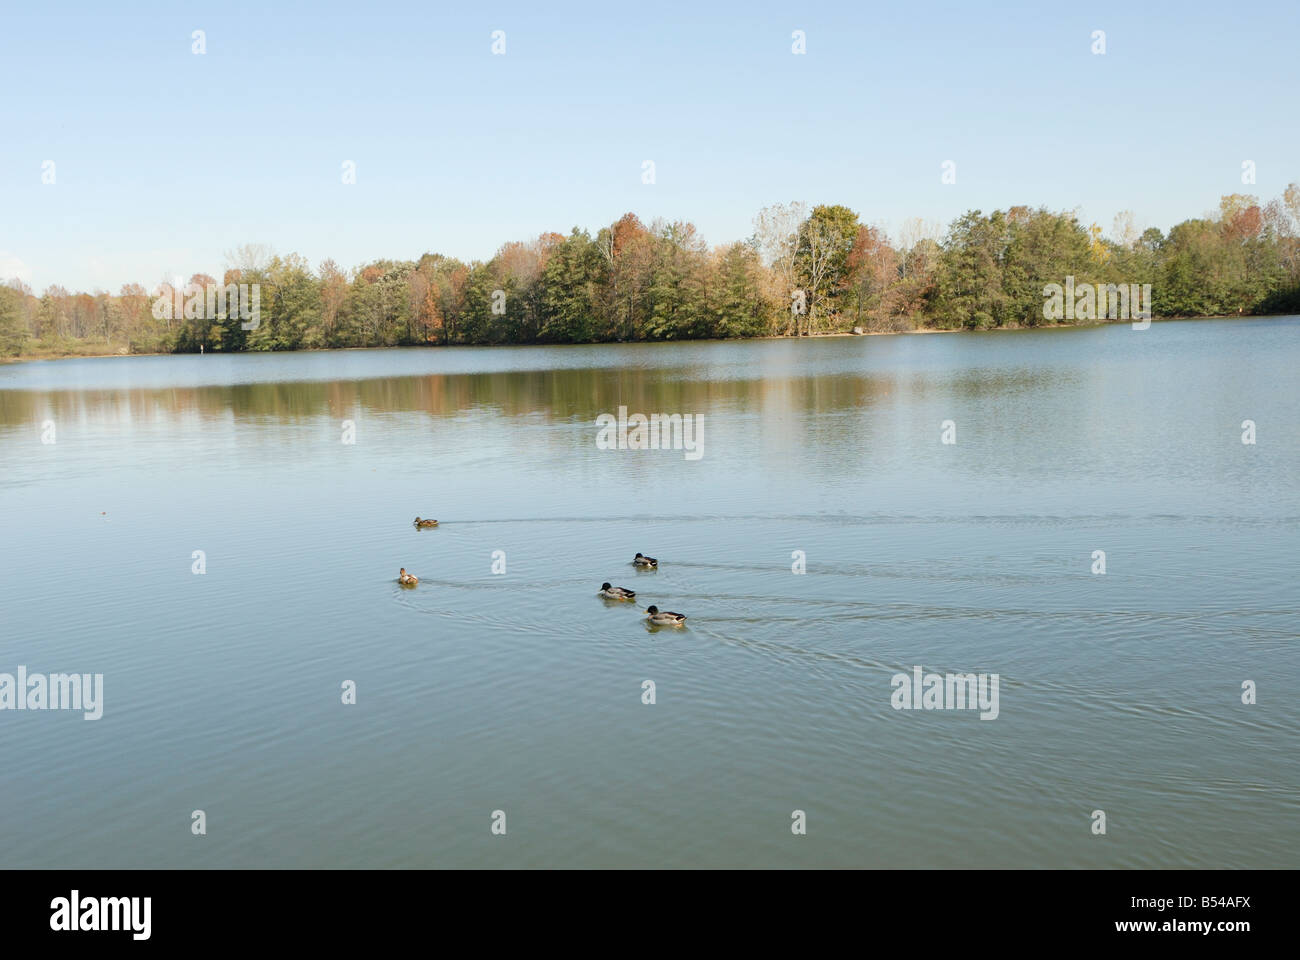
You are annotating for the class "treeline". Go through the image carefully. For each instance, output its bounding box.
[3,188,1300,358]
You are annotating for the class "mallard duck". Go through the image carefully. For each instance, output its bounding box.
[645,605,686,625]
[599,582,636,601]
[413,517,438,527]
[398,568,418,585]
[632,552,658,568]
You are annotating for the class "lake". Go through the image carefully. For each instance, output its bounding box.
[1,317,1297,868]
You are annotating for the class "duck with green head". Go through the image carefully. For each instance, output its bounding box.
[599,582,636,601]
[632,552,658,568]
[644,605,686,625]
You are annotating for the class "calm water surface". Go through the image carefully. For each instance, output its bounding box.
[1,318,1297,868]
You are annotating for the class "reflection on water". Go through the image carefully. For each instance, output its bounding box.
[1,318,1298,868]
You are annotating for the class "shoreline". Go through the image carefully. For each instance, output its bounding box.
[2,312,1290,364]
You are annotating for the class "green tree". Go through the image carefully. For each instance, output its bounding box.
[794,204,860,330]
[539,229,601,342]
[0,284,29,356]
[709,242,772,338]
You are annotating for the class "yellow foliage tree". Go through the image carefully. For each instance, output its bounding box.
[1088,223,1111,264]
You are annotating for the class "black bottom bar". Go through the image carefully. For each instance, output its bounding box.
[0,869,1280,946]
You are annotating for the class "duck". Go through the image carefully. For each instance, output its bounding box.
[398,568,419,585]
[413,517,438,527]
[632,552,658,568]
[599,582,636,601]
[644,605,686,625]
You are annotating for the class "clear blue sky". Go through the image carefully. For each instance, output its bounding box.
[2,0,1297,293]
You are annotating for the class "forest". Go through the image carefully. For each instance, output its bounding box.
[3,187,1299,358]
